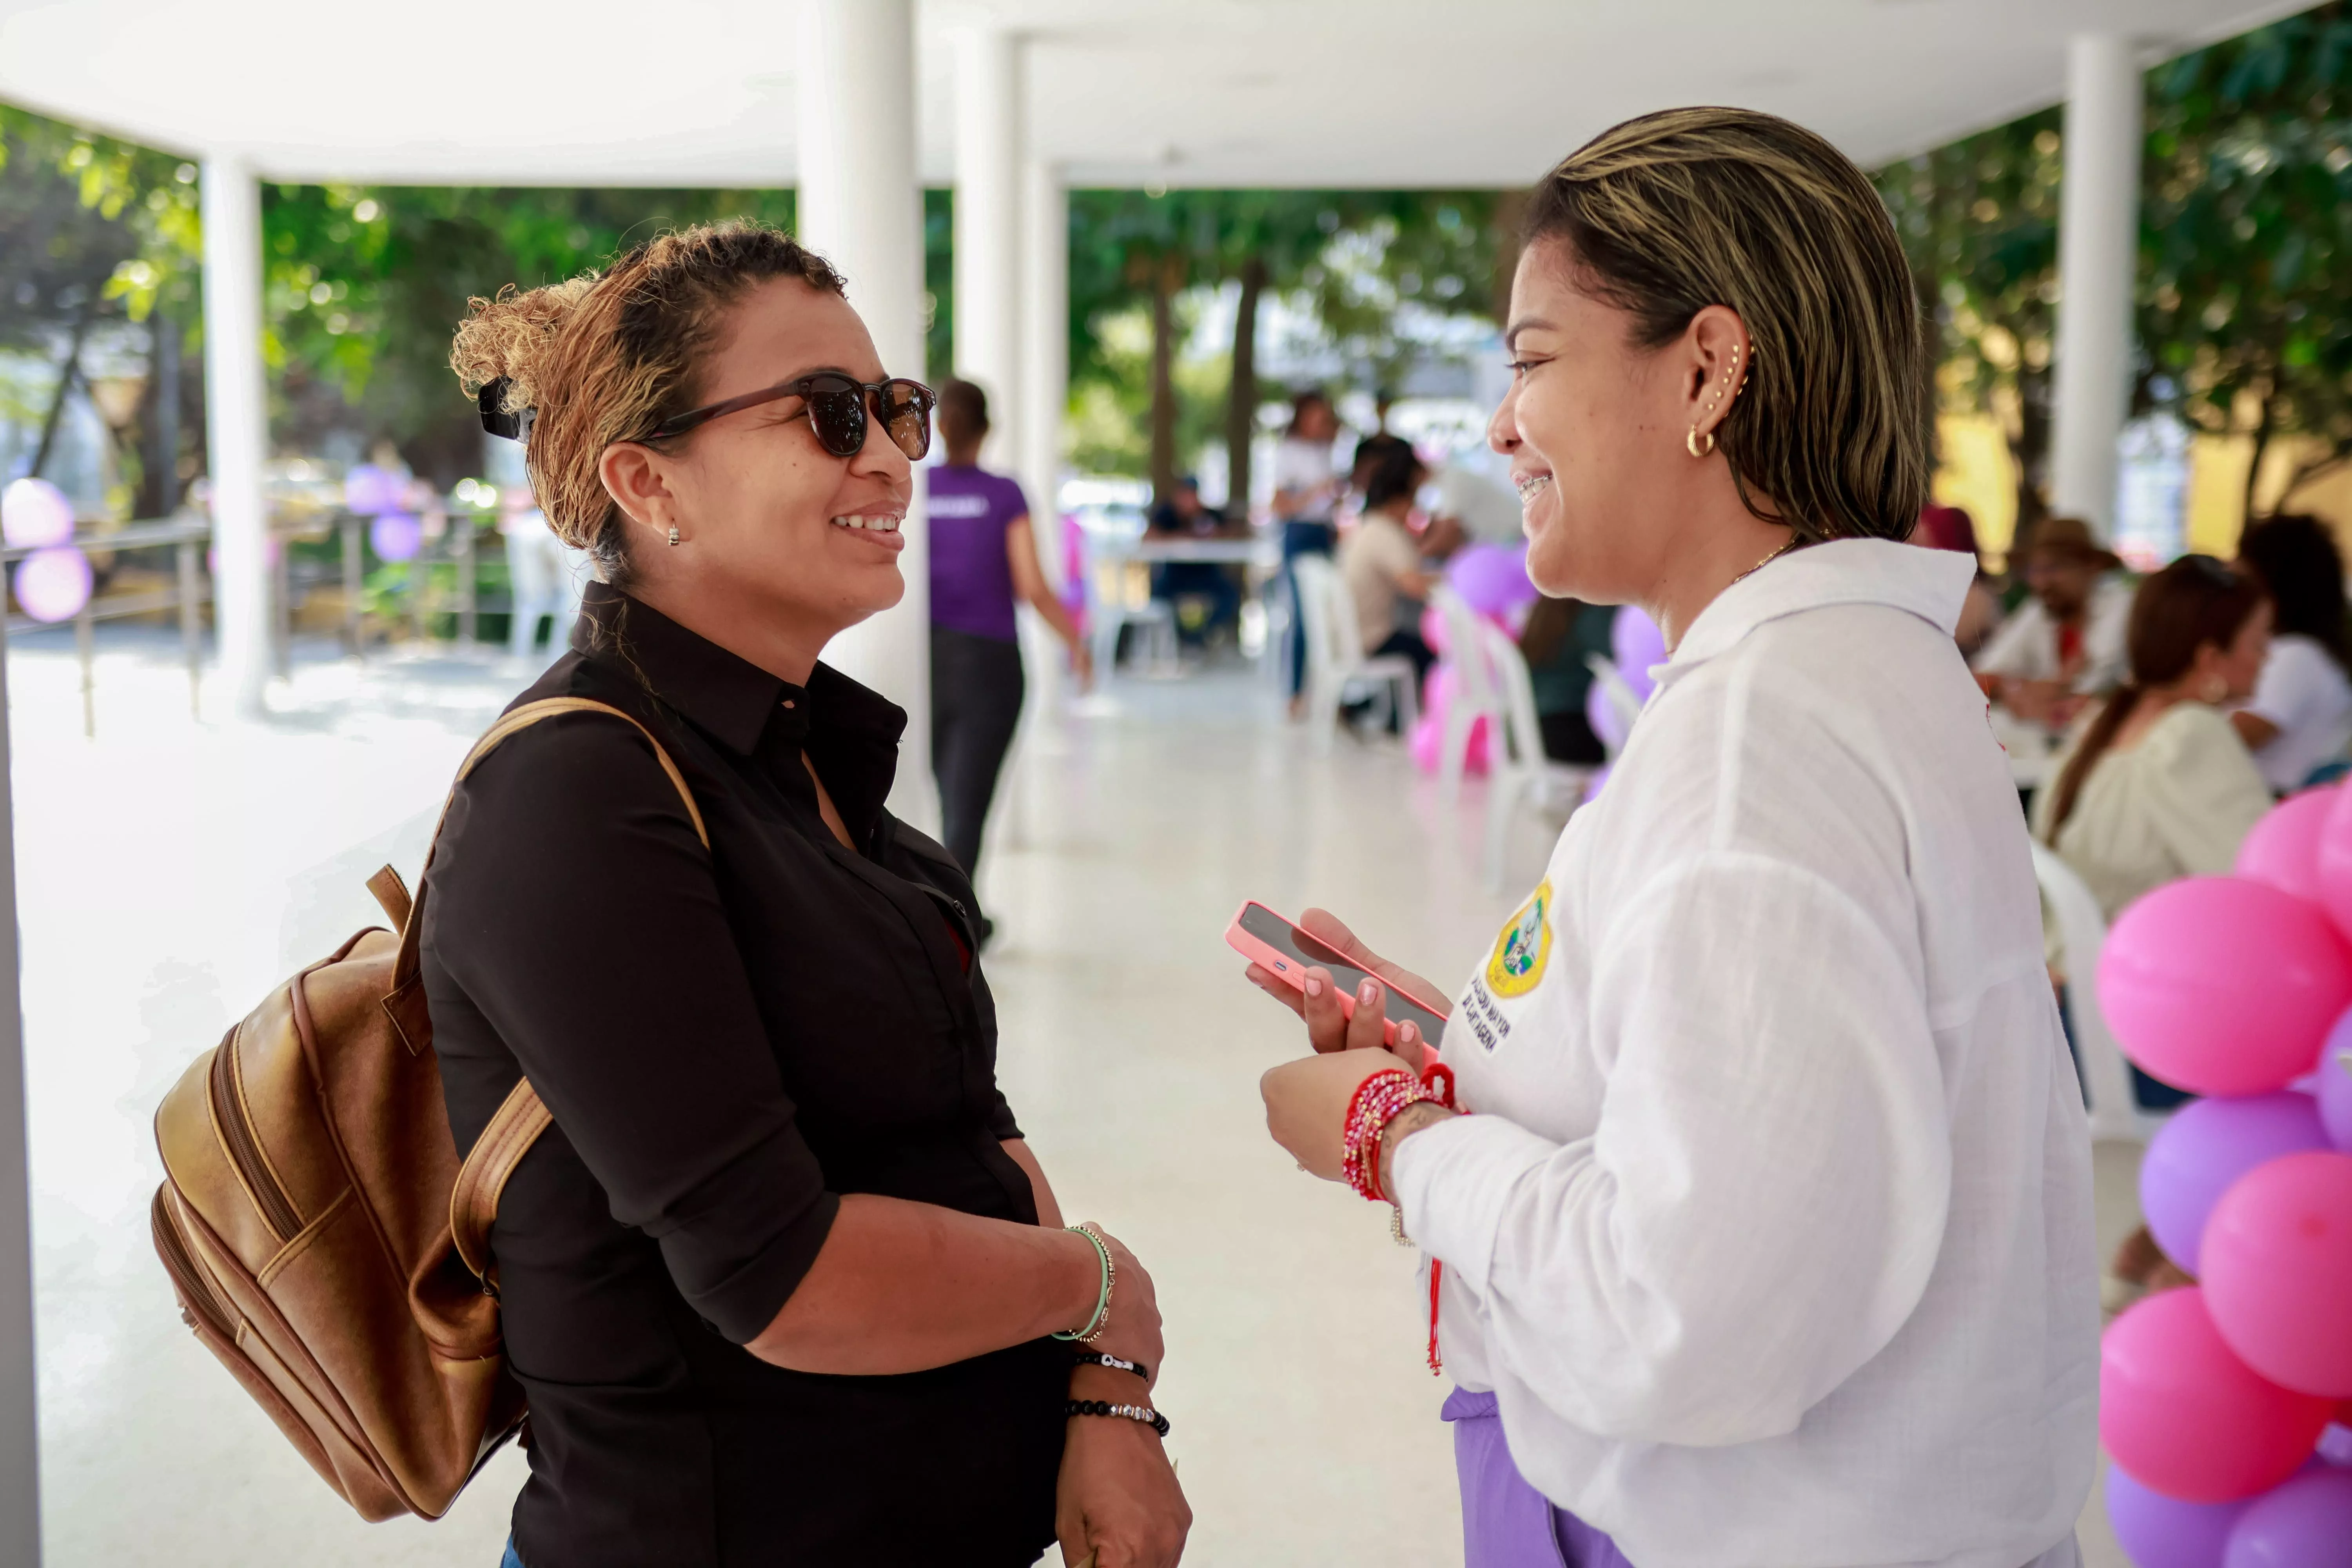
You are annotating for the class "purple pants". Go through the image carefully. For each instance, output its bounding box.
[1444,1388,1637,1568]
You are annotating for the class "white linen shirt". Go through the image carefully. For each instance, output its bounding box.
[2243,632,2352,793]
[1392,540,2098,1568]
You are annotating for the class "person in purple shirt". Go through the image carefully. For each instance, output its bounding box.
[928,379,1090,916]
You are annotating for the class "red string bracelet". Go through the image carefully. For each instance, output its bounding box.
[1339,1063,1462,1375]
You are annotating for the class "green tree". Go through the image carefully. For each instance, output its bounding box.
[2139,1,2352,511]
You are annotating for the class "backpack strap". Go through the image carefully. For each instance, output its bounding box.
[380,696,710,1289]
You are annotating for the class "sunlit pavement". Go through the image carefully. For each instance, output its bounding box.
[15,626,2135,1566]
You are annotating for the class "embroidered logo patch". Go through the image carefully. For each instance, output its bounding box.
[1485,880,1553,999]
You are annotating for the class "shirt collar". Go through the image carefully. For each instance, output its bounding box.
[1653,538,1975,691]
[570,581,909,766]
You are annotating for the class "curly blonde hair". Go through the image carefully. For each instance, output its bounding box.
[449,220,846,585]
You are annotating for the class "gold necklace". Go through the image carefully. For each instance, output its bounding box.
[1728,533,1801,589]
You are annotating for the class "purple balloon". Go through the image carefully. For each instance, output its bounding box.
[2107,1465,2248,1568]
[13,544,91,623]
[343,463,403,517]
[2320,1009,2352,1154]
[1445,542,1537,617]
[369,511,422,563]
[2224,1466,2352,1568]
[1610,608,1668,700]
[2143,1092,2333,1275]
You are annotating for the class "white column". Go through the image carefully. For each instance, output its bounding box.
[796,0,935,827]
[202,156,270,719]
[0,611,37,1568]
[1018,159,1068,592]
[954,26,1022,470]
[2049,34,2142,536]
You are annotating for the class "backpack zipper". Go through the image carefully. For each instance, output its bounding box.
[151,1188,234,1340]
[207,1030,303,1242]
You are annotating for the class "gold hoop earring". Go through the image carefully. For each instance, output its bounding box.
[1686,428,1715,459]
[668,526,681,547]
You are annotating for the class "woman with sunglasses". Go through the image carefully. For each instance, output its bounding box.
[436,222,1188,1568]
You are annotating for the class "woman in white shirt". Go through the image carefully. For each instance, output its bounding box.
[1252,107,2095,1568]
[2232,512,2352,793]
[2032,554,2274,921]
[1275,390,1343,708]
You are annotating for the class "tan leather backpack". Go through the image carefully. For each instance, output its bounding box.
[150,698,706,1521]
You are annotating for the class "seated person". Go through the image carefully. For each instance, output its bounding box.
[2232,513,2352,794]
[1973,515,2132,725]
[1517,596,1618,764]
[1147,475,1242,644]
[1337,443,1437,692]
[2031,554,2273,918]
[1910,503,2003,659]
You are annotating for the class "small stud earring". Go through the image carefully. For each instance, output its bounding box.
[668,526,680,547]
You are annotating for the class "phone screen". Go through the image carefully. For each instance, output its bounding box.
[1238,904,1449,1044]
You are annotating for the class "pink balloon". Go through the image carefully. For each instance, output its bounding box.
[1408,709,1442,773]
[2203,1151,2352,1397]
[2100,878,2352,1097]
[1,477,74,548]
[2103,1287,2334,1502]
[2241,788,2343,907]
[1421,604,1450,657]
[12,545,91,623]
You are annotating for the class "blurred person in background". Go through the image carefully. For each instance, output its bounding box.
[928,378,1091,906]
[1337,440,1438,694]
[1517,595,1617,765]
[501,477,587,665]
[1909,503,2001,659]
[2033,554,2273,919]
[2031,555,2274,1307]
[2231,512,2352,793]
[1255,107,2094,1568]
[441,224,1182,1568]
[1972,515,2132,723]
[1276,389,1343,711]
[1146,473,1243,645]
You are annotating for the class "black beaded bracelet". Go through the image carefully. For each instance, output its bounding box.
[1065,1397,1171,1439]
[1071,1350,1150,1382]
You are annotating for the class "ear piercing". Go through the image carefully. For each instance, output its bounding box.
[1686,343,1754,460]
[668,526,680,547]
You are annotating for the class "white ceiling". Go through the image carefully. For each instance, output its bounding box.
[0,0,2317,189]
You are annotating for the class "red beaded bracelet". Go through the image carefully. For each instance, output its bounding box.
[1341,1069,1440,1203]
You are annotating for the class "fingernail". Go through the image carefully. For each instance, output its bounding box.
[1304,977,1323,997]
[1399,1022,1418,1043]
[1359,979,1379,1002]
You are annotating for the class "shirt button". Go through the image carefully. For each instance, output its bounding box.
[782,699,796,709]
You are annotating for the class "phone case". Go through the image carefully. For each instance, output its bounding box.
[1224,900,1452,1053]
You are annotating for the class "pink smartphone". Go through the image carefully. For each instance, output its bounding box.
[1225,900,1451,1051]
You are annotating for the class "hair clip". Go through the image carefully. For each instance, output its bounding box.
[479,378,534,443]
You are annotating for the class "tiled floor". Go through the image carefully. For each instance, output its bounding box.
[15,627,2138,1566]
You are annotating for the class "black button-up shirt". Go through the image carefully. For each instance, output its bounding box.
[423,584,1063,1567]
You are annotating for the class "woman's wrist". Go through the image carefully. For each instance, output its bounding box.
[1377,1102,1456,1203]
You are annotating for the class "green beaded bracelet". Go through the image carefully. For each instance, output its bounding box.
[1051,1223,1113,1343]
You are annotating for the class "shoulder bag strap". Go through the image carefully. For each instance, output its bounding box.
[381,697,709,1287]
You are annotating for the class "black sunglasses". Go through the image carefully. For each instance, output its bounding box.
[641,371,935,459]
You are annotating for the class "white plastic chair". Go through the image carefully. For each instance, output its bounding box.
[2030,841,2170,1143]
[1083,535,1178,677]
[1293,554,1420,752]
[1430,584,1504,809]
[1479,617,1599,889]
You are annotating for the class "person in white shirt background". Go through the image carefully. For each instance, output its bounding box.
[1250,106,2096,1568]
[1972,515,2134,725]
[500,478,588,665]
[2230,512,2352,793]
[1274,389,1345,711]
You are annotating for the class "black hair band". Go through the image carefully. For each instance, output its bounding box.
[479,378,533,443]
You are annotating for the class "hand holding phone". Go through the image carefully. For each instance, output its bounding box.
[1226,902,1450,1056]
